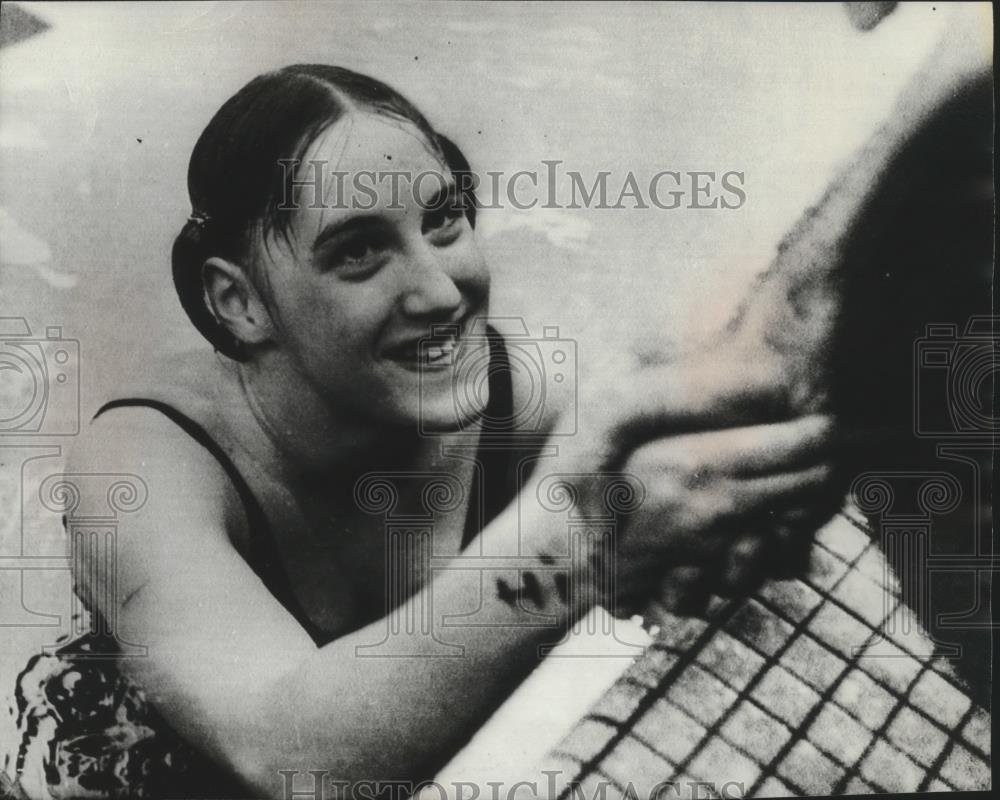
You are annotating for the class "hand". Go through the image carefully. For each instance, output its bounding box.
[647,493,844,619]
[614,413,839,611]
[521,354,835,616]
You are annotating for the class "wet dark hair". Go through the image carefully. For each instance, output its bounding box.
[172,64,477,360]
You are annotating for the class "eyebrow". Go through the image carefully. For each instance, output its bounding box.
[422,179,460,212]
[311,178,461,252]
[312,215,386,253]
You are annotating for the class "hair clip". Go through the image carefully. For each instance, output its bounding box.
[188,210,211,228]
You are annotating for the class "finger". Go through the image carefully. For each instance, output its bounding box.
[765,496,844,541]
[720,534,769,596]
[727,415,836,476]
[770,506,813,524]
[767,522,815,579]
[604,360,793,469]
[617,464,836,565]
[723,463,835,518]
[629,414,835,479]
[642,596,678,634]
[605,560,662,619]
[770,498,844,533]
[607,595,644,621]
[619,475,825,564]
[658,565,711,616]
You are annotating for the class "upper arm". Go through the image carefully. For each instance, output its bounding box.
[65,408,316,778]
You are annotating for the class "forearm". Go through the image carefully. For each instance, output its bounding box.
[239,501,579,795]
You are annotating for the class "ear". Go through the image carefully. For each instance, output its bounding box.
[202,257,275,351]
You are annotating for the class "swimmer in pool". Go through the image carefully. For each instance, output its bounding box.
[8,65,840,799]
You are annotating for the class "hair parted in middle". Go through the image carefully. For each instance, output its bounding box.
[172,64,478,360]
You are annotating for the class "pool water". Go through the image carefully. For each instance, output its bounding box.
[0,1,962,781]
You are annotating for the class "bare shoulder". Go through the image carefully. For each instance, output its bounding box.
[63,382,316,750]
[67,403,234,507]
[64,383,245,612]
[67,349,237,517]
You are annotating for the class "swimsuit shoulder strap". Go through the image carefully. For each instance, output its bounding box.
[461,326,518,548]
[92,398,328,643]
[96,330,518,634]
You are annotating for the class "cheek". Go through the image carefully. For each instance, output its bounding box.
[283,280,396,356]
[473,248,491,291]
[453,236,491,295]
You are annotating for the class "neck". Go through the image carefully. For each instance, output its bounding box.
[232,352,447,483]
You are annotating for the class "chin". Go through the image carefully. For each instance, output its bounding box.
[375,337,492,433]
[382,372,489,436]
[408,380,488,434]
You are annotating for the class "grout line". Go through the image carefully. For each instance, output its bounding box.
[829,653,942,794]
[751,540,982,740]
[554,517,985,797]
[555,604,739,800]
[915,703,977,793]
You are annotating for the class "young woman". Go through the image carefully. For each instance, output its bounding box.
[9,65,837,799]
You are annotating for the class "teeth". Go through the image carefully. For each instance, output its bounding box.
[423,334,458,365]
[389,330,461,366]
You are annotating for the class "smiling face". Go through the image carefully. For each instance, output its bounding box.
[250,112,490,430]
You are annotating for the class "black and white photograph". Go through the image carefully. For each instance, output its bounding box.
[0,2,993,798]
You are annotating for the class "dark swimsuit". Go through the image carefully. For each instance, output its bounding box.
[6,329,520,799]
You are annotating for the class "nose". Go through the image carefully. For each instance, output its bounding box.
[399,241,463,319]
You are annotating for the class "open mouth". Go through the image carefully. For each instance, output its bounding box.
[383,319,466,371]
[422,330,459,367]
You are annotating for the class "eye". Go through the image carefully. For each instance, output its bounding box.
[422,197,466,239]
[325,233,389,277]
[342,237,376,261]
